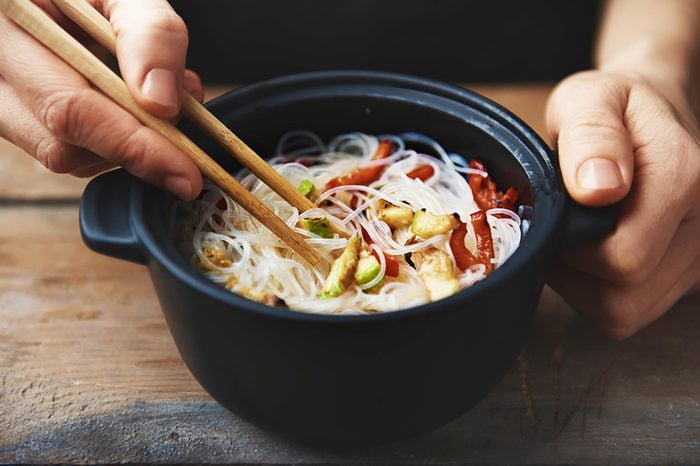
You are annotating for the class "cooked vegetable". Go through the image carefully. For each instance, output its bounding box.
[411,247,460,301]
[181,132,524,314]
[449,223,471,272]
[298,217,333,239]
[320,237,361,298]
[378,252,400,278]
[377,200,414,229]
[355,251,383,287]
[297,179,316,198]
[450,210,495,274]
[406,164,434,181]
[468,160,519,212]
[410,209,460,239]
[361,226,401,277]
[500,187,519,212]
[325,139,393,189]
[469,211,495,273]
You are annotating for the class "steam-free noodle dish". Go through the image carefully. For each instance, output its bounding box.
[176,132,526,314]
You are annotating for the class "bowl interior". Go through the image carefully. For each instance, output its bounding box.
[150,73,563,319]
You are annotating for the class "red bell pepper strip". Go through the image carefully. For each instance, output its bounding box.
[470,211,495,274]
[468,160,499,211]
[449,210,494,274]
[500,187,519,212]
[292,157,313,167]
[325,140,393,190]
[372,249,400,278]
[450,223,474,272]
[360,225,372,244]
[468,160,519,212]
[406,164,435,181]
[360,226,400,277]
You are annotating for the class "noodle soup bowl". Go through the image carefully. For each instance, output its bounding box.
[80,71,615,445]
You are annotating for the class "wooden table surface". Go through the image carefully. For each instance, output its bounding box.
[2,84,700,465]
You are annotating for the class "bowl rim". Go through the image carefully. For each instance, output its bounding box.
[132,70,566,324]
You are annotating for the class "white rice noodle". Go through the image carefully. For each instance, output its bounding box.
[175,132,526,314]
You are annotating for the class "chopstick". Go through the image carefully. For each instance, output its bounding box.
[0,0,321,265]
[51,0,317,215]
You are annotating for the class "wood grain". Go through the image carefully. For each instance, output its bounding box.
[0,207,208,460]
[2,206,700,463]
[0,138,89,201]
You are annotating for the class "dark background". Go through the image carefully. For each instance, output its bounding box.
[171,0,602,84]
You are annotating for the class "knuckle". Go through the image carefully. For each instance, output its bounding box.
[560,70,629,97]
[548,71,630,131]
[153,11,188,38]
[38,89,90,143]
[111,7,188,48]
[113,126,152,177]
[553,70,595,91]
[132,9,188,45]
[564,110,628,145]
[605,246,654,285]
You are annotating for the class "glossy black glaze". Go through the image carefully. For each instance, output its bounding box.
[79,71,616,445]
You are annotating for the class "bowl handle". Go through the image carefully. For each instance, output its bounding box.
[560,197,619,249]
[548,149,620,249]
[79,169,147,265]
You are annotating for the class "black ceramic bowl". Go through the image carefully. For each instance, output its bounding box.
[80,71,614,445]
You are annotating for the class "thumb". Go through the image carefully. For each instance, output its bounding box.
[104,0,189,119]
[546,72,635,207]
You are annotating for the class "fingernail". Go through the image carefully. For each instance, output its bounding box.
[163,176,192,199]
[577,158,624,190]
[141,68,178,111]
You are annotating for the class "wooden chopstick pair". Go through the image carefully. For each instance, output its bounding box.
[0,0,321,265]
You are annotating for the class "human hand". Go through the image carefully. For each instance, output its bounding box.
[0,0,204,199]
[546,70,700,339]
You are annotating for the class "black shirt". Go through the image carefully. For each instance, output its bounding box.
[172,0,601,83]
